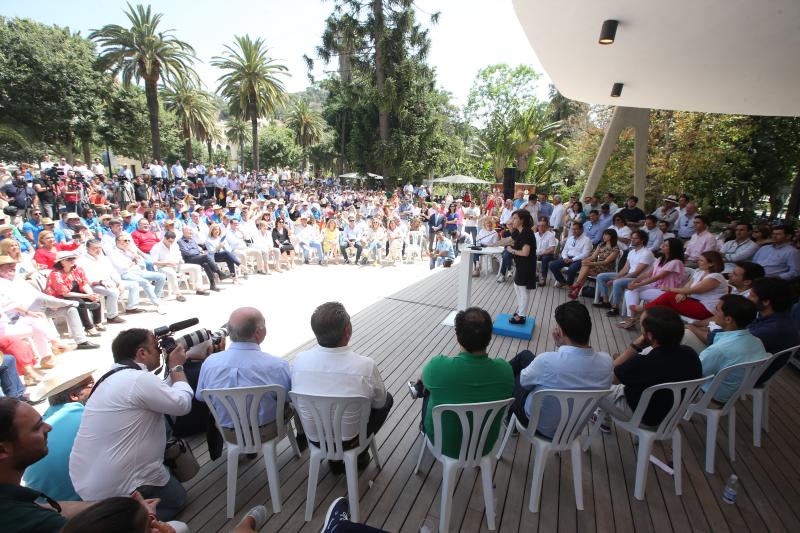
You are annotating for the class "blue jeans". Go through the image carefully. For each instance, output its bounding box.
[213,250,240,276]
[538,253,555,281]
[0,355,25,398]
[596,273,633,310]
[122,270,166,306]
[300,241,325,263]
[549,258,582,284]
[499,250,513,274]
[136,474,187,522]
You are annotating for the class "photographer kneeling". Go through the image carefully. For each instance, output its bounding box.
[69,329,193,521]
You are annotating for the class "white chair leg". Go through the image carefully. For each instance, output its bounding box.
[344,452,360,523]
[728,407,736,463]
[495,415,516,460]
[370,438,382,470]
[286,424,301,458]
[414,433,426,475]
[633,434,655,500]
[704,413,720,474]
[570,441,584,510]
[672,429,683,495]
[225,448,239,519]
[528,444,548,513]
[480,457,497,530]
[263,442,282,514]
[304,451,322,521]
[440,461,458,533]
[583,415,602,452]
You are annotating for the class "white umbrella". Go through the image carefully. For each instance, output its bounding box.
[338,172,363,179]
[432,174,490,185]
[367,172,384,180]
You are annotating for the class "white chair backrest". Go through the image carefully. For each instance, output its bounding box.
[203,385,289,453]
[288,392,370,460]
[758,345,800,387]
[431,398,513,467]
[407,230,424,247]
[629,376,710,438]
[694,357,772,415]
[526,388,612,447]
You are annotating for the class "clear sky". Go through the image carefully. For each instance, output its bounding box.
[1,0,552,106]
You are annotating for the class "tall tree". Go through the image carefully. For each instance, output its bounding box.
[212,35,288,171]
[90,3,197,161]
[286,98,325,171]
[225,118,251,169]
[162,78,217,162]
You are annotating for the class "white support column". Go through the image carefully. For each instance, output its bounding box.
[581,106,650,204]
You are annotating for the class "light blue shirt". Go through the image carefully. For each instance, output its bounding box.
[23,403,84,501]
[434,238,455,259]
[584,220,603,245]
[196,342,291,428]
[753,243,800,280]
[699,329,767,402]
[520,346,613,438]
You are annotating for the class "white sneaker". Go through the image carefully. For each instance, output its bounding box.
[243,505,268,530]
[156,305,167,315]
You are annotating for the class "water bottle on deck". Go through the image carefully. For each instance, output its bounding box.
[722,474,738,504]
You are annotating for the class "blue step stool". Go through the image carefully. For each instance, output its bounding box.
[493,313,535,340]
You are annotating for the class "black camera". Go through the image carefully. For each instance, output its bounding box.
[154,318,229,356]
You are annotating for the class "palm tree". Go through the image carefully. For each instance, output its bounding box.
[90,3,197,160]
[225,118,251,169]
[162,79,218,162]
[212,35,288,171]
[286,98,325,171]
[197,119,223,163]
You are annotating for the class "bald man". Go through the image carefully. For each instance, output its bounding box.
[195,308,304,446]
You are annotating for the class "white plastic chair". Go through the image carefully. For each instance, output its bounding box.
[745,345,800,447]
[684,357,772,473]
[405,231,424,262]
[585,377,710,500]
[495,389,611,512]
[203,385,302,518]
[288,392,381,523]
[413,398,513,532]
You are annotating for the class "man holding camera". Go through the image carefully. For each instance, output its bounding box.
[69,328,193,521]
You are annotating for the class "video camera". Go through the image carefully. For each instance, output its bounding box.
[154,318,230,357]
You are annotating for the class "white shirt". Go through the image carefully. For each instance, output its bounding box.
[108,246,144,274]
[150,240,183,265]
[643,226,664,253]
[499,208,514,226]
[535,230,558,256]
[77,252,121,284]
[560,234,593,261]
[291,345,388,441]
[297,223,320,244]
[70,363,193,500]
[148,164,163,178]
[612,225,632,251]
[626,246,656,275]
[549,203,566,229]
[720,238,759,270]
[463,206,480,227]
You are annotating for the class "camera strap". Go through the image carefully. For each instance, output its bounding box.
[87,360,141,400]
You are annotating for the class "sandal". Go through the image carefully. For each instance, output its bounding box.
[615,319,637,330]
[568,284,583,300]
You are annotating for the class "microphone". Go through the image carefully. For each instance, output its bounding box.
[153,317,200,337]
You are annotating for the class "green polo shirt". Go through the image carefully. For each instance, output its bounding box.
[0,483,67,533]
[422,352,514,458]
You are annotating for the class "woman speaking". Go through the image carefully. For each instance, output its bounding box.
[497,209,537,324]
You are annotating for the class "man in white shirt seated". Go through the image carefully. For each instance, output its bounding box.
[69,328,193,520]
[149,231,208,302]
[108,234,167,314]
[508,301,613,436]
[101,218,130,255]
[296,216,326,265]
[225,219,266,274]
[593,230,655,317]
[642,215,664,254]
[196,307,305,449]
[535,218,558,286]
[77,239,139,321]
[340,216,363,264]
[720,223,759,272]
[291,302,393,473]
[548,221,593,287]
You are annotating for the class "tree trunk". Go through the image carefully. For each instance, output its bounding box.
[250,100,259,171]
[81,137,91,167]
[144,76,162,161]
[372,0,389,175]
[787,167,800,219]
[207,140,212,162]
[185,138,193,162]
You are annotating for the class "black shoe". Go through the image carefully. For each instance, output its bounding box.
[295,433,308,452]
[592,301,611,309]
[76,341,99,350]
[218,272,231,280]
[322,497,350,533]
[329,460,345,475]
[210,286,221,292]
[195,289,210,296]
[509,315,527,325]
[245,452,258,460]
[126,308,145,314]
[605,308,620,317]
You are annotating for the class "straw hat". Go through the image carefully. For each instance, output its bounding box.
[65,213,80,220]
[120,210,132,217]
[54,250,78,264]
[41,217,55,225]
[29,366,96,404]
[0,224,15,234]
[0,255,18,266]
[663,195,679,204]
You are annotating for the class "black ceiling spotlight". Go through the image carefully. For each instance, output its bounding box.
[599,19,618,45]
[610,83,624,97]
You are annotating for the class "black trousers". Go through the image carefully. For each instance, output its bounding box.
[65,297,102,329]
[508,349,536,426]
[185,254,221,288]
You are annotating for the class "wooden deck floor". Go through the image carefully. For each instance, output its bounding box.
[177,266,800,533]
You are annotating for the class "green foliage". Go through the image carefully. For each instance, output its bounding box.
[162,78,218,161]
[242,123,302,170]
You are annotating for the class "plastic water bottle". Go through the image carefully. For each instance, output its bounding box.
[722,474,738,504]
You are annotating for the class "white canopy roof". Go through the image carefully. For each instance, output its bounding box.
[513,0,800,116]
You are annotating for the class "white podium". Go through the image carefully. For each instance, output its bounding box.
[441,246,504,326]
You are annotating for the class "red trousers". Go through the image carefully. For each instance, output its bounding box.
[0,336,37,374]
[644,292,713,320]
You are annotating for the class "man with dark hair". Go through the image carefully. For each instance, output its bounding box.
[747,278,800,386]
[411,307,513,458]
[292,302,392,472]
[22,368,95,501]
[697,295,766,402]
[596,307,702,431]
[685,214,718,267]
[729,261,764,297]
[0,398,94,532]
[594,230,655,317]
[549,221,593,287]
[753,225,800,280]
[720,223,759,272]
[196,307,302,448]
[150,230,207,300]
[508,302,612,437]
[618,196,646,229]
[70,329,191,520]
[642,214,664,253]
